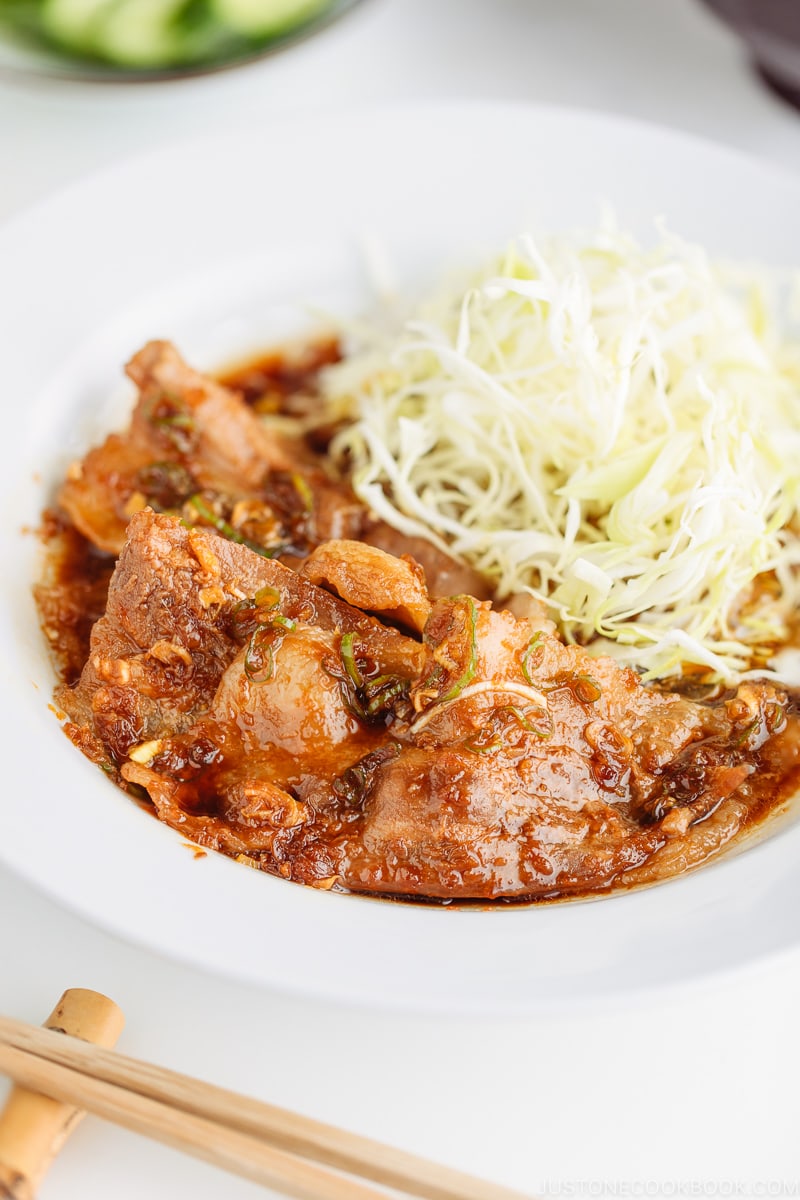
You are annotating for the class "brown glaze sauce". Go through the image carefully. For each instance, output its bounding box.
[35,511,117,687]
[218,336,340,412]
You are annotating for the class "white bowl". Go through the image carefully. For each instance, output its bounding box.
[2,102,800,1014]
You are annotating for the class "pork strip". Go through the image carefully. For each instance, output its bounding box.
[60,340,297,554]
[337,597,792,897]
[59,510,423,766]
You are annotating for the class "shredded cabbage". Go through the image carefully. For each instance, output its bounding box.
[323,224,800,682]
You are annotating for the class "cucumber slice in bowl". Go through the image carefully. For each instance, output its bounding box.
[210,0,330,38]
[41,0,118,51]
[19,0,352,74]
[94,0,192,67]
[40,0,227,68]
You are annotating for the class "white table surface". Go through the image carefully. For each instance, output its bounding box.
[2,2,800,1197]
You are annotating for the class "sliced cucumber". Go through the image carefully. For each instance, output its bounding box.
[40,0,334,69]
[41,0,118,51]
[210,0,330,38]
[92,0,188,66]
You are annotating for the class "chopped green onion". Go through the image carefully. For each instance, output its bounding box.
[734,715,761,747]
[230,598,260,640]
[764,699,787,735]
[244,626,275,683]
[332,743,401,804]
[520,632,545,686]
[187,494,284,558]
[146,390,196,453]
[463,730,504,755]
[157,412,193,429]
[500,704,553,740]
[439,598,478,703]
[573,675,602,704]
[332,763,368,803]
[125,781,150,802]
[231,591,294,644]
[409,679,549,736]
[419,596,479,706]
[339,632,363,689]
[326,634,408,724]
[255,585,280,608]
[365,679,408,716]
[135,461,196,510]
[291,472,314,514]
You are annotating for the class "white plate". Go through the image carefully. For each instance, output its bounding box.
[2,103,800,1015]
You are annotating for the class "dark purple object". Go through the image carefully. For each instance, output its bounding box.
[701,0,800,110]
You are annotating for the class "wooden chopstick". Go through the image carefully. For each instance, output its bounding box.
[0,1017,533,1200]
[0,990,125,1200]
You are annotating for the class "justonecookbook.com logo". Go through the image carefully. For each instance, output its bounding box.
[537,1182,800,1198]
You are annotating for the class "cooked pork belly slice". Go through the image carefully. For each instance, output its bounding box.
[341,681,785,900]
[299,540,432,634]
[337,746,664,899]
[497,592,558,636]
[59,510,423,765]
[60,340,298,554]
[363,519,491,600]
[59,433,151,556]
[122,756,339,886]
[331,594,793,898]
[123,761,296,856]
[126,340,293,483]
[405,599,552,745]
[211,624,386,770]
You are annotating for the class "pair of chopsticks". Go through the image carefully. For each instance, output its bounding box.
[0,990,533,1200]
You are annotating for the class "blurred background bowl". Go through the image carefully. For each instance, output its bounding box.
[700,0,800,110]
[0,0,362,81]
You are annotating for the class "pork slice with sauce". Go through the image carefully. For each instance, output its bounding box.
[334,595,794,898]
[362,520,491,600]
[60,341,295,555]
[299,539,432,634]
[58,513,424,885]
[59,510,422,763]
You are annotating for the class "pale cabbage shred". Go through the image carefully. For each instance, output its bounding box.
[322,226,800,682]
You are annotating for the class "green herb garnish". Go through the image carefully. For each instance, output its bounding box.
[291,472,314,514]
[439,598,478,703]
[244,626,276,683]
[145,390,196,454]
[500,703,553,740]
[339,631,363,689]
[326,633,409,725]
[417,596,479,706]
[520,631,545,685]
[573,675,602,704]
[332,743,402,804]
[463,729,504,755]
[187,494,284,558]
[135,461,196,510]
